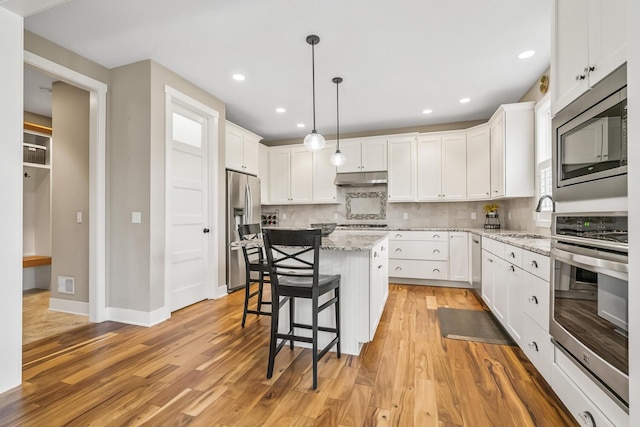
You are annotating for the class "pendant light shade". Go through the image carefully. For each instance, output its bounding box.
[303,35,326,151]
[329,77,347,166]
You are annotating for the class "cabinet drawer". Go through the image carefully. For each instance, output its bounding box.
[553,347,628,427]
[522,271,550,332]
[481,237,504,258]
[389,240,448,261]
[551,363,615,427]
[389,259,448,280]
[503,244,523,268]
[522,250,550,280]
[522,315,552,382]
[390,231,448,241]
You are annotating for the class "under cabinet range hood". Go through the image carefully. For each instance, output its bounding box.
[334,171,387,187]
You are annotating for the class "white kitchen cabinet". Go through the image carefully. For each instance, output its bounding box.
[448,232,469,282]
[336,137,387,173]
[488,103,534,199]
[225,121,261,175]
[312,143,338,203]
[267,146,312,204]
[387,135,416,202]
[370,240,389,338]
[258,143,269,204]
[506,262,523,344]
[492,257,508,323]
[481,251,495,307]
[416,132,466,201]
[389,231,450,281]
[551,0,627,115]
[465,124,491,200]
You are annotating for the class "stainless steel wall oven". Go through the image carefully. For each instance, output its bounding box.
[550,212,628,409]
[553,64,627,202]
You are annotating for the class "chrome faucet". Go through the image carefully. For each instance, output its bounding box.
[535,194,555,212]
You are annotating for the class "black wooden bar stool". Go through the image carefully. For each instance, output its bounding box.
[238,223,271,327]
[262,228,341,389]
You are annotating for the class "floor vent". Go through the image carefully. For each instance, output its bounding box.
[57,276,75,295]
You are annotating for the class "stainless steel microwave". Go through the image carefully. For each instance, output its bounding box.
[553,64,627,202]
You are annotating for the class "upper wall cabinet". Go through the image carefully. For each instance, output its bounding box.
[312,143,338,203]
[416,132,467,202]
[489,102,535,199]
[466,124,491,200]
[387,135,417,202]
[551,0,627,115]
[225,121,262,176]
[336,137,387,173]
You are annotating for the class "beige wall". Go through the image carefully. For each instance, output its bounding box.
[51,82,90,302]
[518,67,550,103]
[108,60,227,312]
[24,111,52,127]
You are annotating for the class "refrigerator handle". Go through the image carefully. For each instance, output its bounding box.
[245,182,251,224]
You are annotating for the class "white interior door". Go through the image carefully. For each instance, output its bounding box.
[168,102,209,312]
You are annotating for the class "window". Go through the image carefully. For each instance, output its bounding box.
[535,95,552,227]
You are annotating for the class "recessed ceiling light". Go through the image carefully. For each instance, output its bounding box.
[459,97,471,104]
[518,50,535,59]
[232,73,246,81]
[276,108,286,113]
[422,109,433,115]
[297,123,305,128]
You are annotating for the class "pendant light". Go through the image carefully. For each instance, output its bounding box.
[303,35,326,151]
[329,77,347,166]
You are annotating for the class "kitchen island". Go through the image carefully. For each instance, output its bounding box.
[234,230,389,355]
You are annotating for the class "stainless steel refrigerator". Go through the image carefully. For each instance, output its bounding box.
[226,170,262,291]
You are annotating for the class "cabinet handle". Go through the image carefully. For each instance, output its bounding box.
[395,234,403,238]
[508,252,515,258]
[528,342,539,352]
[374,252,379,258]
[433,268,440,273]
[530,260,538,269]
[509,265,515,272]
[488,258,493,263]
[529,296,538,305]
[584,66,595,73]
[493,190,499,193]
[378,264,383,269]
[575,74,586,81]
[395,248,403,253]
[485,192,490,195]
[433,234,440,239]
[381,246,385,251]
[433,249,440,254]
[395,266,402,271]
[576,411,595,427]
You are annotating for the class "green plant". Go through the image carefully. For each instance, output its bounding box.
[483,202,499,214]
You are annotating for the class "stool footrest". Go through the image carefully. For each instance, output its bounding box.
[318,296,338,312]
[291,323,337,334]
[245,309,271,316]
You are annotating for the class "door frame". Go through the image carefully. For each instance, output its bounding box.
[164,85,219,318]
[24,51,108,323]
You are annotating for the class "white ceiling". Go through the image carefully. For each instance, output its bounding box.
[23,0,551,142]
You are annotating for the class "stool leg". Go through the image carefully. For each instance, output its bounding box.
[335,287,341,358]
[241,280,251,328]
[312,294,319,389]
[267,296,278,379]
[289,297,295,350]
[257,271,264,314]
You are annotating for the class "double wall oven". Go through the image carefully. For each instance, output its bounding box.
[550,213,628,408]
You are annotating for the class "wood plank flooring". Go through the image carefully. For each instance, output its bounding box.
[22,289,91,344]
[1,284,577,426]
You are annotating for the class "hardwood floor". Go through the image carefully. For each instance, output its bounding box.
[0,284,577,426]
[22,289,91,344]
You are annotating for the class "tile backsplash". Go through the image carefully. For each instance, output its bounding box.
[264,186,550,234]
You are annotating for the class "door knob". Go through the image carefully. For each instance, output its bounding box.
[203,228,210,233]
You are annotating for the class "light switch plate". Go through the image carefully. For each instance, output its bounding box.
[471,212,476,220]
[76,211,83,223]
[132,211,141,224]
[403,212,408,220]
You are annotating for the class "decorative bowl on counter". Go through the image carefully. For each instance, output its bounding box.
[310,222,337,236]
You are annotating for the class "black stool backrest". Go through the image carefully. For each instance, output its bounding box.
[238,223,265,265]
[262,228,322,288]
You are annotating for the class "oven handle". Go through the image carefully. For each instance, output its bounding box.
[551,246,628,281]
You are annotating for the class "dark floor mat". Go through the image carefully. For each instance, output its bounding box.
[437,308,515,346]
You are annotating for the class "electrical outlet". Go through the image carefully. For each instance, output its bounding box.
[132,211,141,224]
[282,213,287,220]
[76,211,83,223]
[471,212,476,220]
[508,211,512,220]
[403,212,408,220]
[334,213,338,220]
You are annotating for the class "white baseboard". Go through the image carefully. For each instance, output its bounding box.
[106,306,169,327]
[213,285,228,299]
[389,278,473,288]
[49,297,90,316]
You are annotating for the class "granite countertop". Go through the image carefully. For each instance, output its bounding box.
[230,230,388,252]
